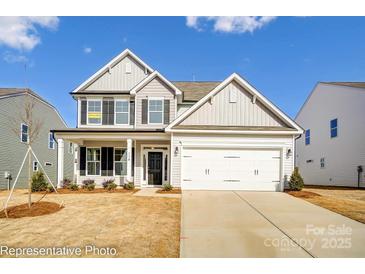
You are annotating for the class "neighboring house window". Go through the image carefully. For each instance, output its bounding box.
[114,148,127,176]
[330,118,338,138]
[87,148,101,175]
[48,132,55,149]
[87,100,102,124]
[33,161,38,172]
[305,129,310,145]
[320,158,325,169]
[68,142,73,154]
[20,123,29,143]
[115,100,129,125]
[148,99,163,124]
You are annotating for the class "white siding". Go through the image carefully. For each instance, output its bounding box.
[135,77,176,129]
[84,55,149,91]
[296,84,365,187]
[180,81,286,127]
[171,133,294,188]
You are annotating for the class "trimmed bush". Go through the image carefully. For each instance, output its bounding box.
[123,182,135,190]
[82,179,95,191]
[102,178,115,189]
[31,171,48,192]
[62,178,72,189]
[106,182,117,191]
[69,183,79,191]
[162,183,172,191]
[289,167,304,191]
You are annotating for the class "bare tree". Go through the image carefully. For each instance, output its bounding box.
[9,95,44,208]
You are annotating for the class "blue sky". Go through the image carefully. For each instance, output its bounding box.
[1,16,365,127]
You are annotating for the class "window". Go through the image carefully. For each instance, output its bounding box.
[115,100,129,125]
[87,100,102,124]
[330,118,338,138]
[87,148,101,175]
[305,129,310,145]
[48,132,55,149]
[148,99,163,124]
[68,142,73,154]
[114,148,127,176]
[33,161,38,172]
[320,158,325,169]
[21,123,28,143]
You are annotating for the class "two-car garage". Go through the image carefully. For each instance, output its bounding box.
[181,147,283,191]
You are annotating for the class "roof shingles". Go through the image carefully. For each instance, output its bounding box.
[172,81,220,102]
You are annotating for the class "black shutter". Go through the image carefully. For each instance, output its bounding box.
[107,147,114,176]
[80,100,87,125]
[109,100,114,125]
[142,99,148,124]
[80,147,86,176]
[130,101,135,125]
[102,98,114,125]
[164,99,170,124]
[101,147,114,176]
[102,100,108,125]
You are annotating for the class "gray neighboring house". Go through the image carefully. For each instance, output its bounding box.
[0,88,74,189]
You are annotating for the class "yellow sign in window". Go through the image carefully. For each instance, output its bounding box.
[88,112,101,119]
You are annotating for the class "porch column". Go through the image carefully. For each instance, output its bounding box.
[57,138,64,188]
[127,138,132,182]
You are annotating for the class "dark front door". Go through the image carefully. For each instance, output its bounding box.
[148,152,163,185]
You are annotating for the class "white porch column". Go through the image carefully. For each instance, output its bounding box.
[57,138,64,188]
[126,138,132,182]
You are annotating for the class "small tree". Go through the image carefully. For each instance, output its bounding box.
[289,167,304,191]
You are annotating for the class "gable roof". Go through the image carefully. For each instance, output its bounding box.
[71,49,153,94]
[166,73,303,133]
[130,71,182,96]
[321,82,365,89]
[172,81,221,102]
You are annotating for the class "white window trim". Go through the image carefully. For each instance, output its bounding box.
[33,161,38,172]
[87,99,102,126]
[20,123,29,144]
[114,99,130,125]
[48,132,55,149]
[114,147,127,176]
[148,97,164,125]
[86,147,101,176]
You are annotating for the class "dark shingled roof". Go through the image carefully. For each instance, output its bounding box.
[323,82,365,89]
[172,81,221,102]
[0,88,44,101]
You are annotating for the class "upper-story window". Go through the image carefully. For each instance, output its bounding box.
[148,99,163,124]
[87,100,102,125]
[330,118,338,138]
[48,132,55,149]
[305,129,310,145]
[20,123,29,143]
[115,100,129,125]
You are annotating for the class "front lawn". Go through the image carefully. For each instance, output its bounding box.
[0,190,181,257]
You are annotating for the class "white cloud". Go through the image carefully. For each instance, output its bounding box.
[3,51,28,63]
[83,47,92,54]
[186,16,277,33]
[0,16,59,51]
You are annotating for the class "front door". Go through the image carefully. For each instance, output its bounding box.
[148,152,163,185]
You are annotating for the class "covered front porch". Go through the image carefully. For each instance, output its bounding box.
[53,129,171,188]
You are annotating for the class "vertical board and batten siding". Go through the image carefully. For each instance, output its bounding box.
[296,84,365,187]
[0,95,74,189]
[135,77,176,129]
[170,133,294,188]
[84,55,149,91]
[180,81,286,127]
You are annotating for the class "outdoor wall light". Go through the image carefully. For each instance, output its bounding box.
[174,146,179,156]
[286,148,292,158]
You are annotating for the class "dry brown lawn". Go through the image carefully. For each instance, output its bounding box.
[0,190,181,258]
[287,186,365,224]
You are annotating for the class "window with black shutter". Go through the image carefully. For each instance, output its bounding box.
[101,147,114,176]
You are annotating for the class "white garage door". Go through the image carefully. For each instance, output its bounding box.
[181,148,281,191]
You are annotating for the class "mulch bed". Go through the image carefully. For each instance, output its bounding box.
[286,190,321,199]
[156,188,182,194]
[0,201,63,219]
[304,185,365,191]
[33,188,140,195]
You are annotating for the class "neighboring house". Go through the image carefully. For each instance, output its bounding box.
[0,88,74,189]
[295,82,365,187]
[53,49,303,191]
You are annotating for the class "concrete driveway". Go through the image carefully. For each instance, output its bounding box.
[180,191,365,258]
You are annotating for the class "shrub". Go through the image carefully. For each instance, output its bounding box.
[123,182,135,190]
[162,183,172,191]
[102,178,115,189]
[31,171,48,192]
[106,182,117,191]
[289,167,304,191]
[69,183,79,191]
[47,184,55,193]
[62,178,72,189]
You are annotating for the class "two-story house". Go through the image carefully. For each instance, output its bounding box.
[53,49,303,191]
[295,82,365,187]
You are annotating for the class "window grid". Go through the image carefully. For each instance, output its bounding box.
[115,100,129,125]
[320,157,325,169]
[148,99,163,124]
[305,129,310,145]
[87,148,101,175]
[330,119,338,138]
[114,148,127,176]
[48,132,55,149]
[21,123,29,143]
[87,100,102,125]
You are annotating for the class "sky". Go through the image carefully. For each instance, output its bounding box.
[0,16,365,127]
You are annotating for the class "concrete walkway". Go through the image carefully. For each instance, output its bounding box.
[180,190,365,258]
